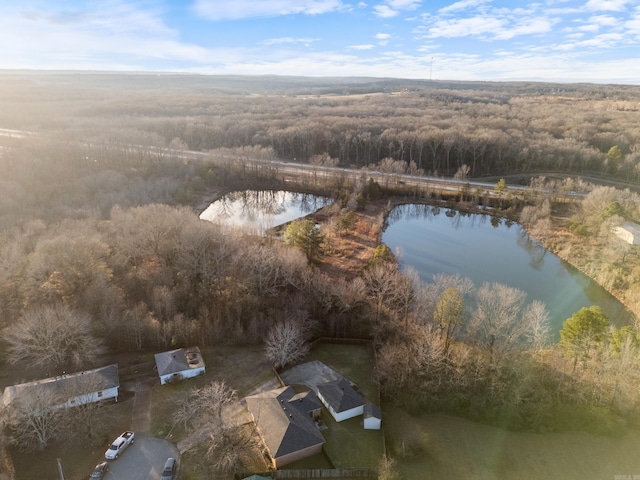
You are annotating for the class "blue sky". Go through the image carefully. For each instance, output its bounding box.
[1,0,639,83]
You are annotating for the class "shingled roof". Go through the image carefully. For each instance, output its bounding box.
[245,386,325,459]
[1,364,119,407]
[316,378,364,413]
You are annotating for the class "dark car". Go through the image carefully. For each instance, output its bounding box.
[161,457,176,480]
[90,461,109,479]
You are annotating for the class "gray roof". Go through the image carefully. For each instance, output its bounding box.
[316,378,365,413]
[245,386,325,459]
[2,364,119,407]
[154,347,204,376]
[364,403,381,419]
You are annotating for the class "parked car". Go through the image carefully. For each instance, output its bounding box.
[161,457,176,480]
[89,462,109,479]
[104,431,135,460]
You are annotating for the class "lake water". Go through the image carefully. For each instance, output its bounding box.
[200,190,332,234]
[382,204,632,333]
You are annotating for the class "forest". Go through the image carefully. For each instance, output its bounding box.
[1,72,640,478]
[2,72,640,181]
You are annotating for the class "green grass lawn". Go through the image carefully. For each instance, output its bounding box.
[383,403,640,480]
[320,410,384,468]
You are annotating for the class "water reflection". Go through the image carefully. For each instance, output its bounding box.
[383,204,633,333]
[200,190,332,235]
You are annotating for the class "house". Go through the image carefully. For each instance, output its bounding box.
[1,364,119,410]
[614,222,640,245]
[245,386,325,468]
[154,346,205,385]
[316,378,365,422]
[363,403,382,430]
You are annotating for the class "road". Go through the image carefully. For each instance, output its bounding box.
[101,435,178,480]
[0,127,589,202]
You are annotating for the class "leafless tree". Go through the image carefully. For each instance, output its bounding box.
[3,304,106,374]
[2,387,65,452]
[467,282,550,364]
[264,320,310,369]
[173,380,237,432]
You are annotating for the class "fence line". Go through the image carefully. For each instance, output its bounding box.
[236,468,378,479]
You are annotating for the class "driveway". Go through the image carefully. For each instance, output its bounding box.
[102,435,179,480]
[279,360,345,393]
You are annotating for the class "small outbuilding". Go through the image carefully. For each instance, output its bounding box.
[363,403,382,430]
[316,378,365,422]
[154,347,205,385]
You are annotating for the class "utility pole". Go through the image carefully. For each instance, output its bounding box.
[430,57,434,81]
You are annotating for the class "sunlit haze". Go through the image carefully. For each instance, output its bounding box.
[2,0,640,83]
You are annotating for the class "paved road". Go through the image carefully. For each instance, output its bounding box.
[101,435,179,480]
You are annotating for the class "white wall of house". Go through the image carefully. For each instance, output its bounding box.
[364,415,381,430]
[317,391,364,422]
[159,366,205,385]
[64,386,119,408]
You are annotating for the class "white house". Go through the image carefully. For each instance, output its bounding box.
[1,364,120,410]
[154,347,205,385]
[614,222,640,245]
[363,403,382,430]
[316,378,365,422]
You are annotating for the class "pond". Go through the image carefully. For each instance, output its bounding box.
[200,190,332,235]
[382,204,633,333]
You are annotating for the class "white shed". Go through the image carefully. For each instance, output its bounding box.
[154,347,205,385]
[316,378,365,422]
[363,403,382,430]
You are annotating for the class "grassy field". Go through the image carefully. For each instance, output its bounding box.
[384,404,640,480]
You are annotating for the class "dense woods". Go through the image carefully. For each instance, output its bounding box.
[2,73,640,181]
[2,73,640,468]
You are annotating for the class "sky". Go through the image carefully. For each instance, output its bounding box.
[1,0,640,83]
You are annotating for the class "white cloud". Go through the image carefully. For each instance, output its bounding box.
[439,0,489,14]
[373,5,398,17]
[262,37,317,45]
[373,0,421,18]
[425,15,505,38]
[589,14,621,26]
[493,16,554,39]
[349,44,375,49]
[376,33,391,39]
[192,0,345,20]
[585,0,632,12]
[386,0,422,9]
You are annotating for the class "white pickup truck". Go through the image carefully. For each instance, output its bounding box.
[104,431,135,460]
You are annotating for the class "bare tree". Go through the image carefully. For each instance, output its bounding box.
[522,300,551,351]
[173,380,237,432]
[467,282,549,364]
[2,387,65,452]
[264,320,309,369]
[4,304,106,374]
